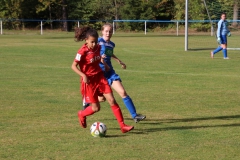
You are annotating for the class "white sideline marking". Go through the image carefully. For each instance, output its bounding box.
[1,63,239,78]
[227,48,240,50]
[114,69,240,78]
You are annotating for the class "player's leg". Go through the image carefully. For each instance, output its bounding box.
[222,45,228,59]
[213,46,223,54]
[99,72,133,133]
[211,46,223,58]
[103,92,134,133]
[82,83,90,109]
[82,100,90,110]
[211,35,224,58]
[83,95,105,110]
[78,82,100,128]
[111,80,146,123]
[221,36,229,59]
[78,103,100,128]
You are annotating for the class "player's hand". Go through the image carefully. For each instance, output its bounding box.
[82,75,89,84]
[119,61,126,69]
[227,32,231,37]
[101,54,107,59]
[217,37,221,44]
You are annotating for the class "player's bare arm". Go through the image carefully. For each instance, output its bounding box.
[101,56,110,72]
[71,61,89,83]
[112,54,126,69]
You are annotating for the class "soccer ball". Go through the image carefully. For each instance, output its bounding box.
[90,122,107,137]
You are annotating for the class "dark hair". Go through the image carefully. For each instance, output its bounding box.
[221,12,226,16]
[74,26,99,42]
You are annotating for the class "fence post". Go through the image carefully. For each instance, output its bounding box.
[78,21,79,28]
[41,21,43,35]
[177,21,179,36]
[185,0,188,51]
[0,20,2,35]
[145,21,147,35]
[113,21,115,34]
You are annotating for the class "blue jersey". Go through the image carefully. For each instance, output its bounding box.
[98,37,115,72]
[217,19,230,37]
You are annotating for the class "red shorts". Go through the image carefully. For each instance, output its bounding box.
[81,72,112,103]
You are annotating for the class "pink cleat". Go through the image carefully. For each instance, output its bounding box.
[121,124,134,133]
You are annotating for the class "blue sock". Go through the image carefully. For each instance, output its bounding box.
[222,49,227,58]
[213,46,223,54]
[122,96,137,118]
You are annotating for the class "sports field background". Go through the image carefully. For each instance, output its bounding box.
[0,31,240,160]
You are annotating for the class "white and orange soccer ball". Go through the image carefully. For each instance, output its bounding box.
[90,122,107,137]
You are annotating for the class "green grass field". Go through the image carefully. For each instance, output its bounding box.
[1,31,240,160]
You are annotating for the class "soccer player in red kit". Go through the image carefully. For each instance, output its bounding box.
[71,26,134,133]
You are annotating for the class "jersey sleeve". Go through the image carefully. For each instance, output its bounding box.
[98,39,105,56]
[217,20,223,38]
[226,21,230,33]
[100,43,106,56]
[74,47,85,62]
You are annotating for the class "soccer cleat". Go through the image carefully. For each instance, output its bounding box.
[121,124,134,133]
[223,57,229,59]
[133,114,146,123]
[83,103,90,110]
[78,111,87,128]
[210,51,214,59]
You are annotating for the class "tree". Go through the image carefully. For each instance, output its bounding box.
[61,0,68,31]
[232,0,239,27]
[173,0,185,20]
[36,0,65,29]
[0,0,24,29]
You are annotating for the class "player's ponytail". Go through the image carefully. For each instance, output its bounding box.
[74,26,99,42]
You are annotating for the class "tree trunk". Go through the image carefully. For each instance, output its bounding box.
[114,0,117,29]
[232,0,238,28]
[62,0,68,31]
[49,5,53,29]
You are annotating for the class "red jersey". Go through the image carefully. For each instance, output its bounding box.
[74,44,102,76]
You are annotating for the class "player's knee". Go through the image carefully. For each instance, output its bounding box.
[107,97,116,106]
[91,104,100,112]
[118,91,128,98]
[95,107,100,112]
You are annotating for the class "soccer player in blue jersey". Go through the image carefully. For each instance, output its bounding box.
[211,13,231,59]
[98,23,146,123]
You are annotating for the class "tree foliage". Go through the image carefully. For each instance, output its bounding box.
[0,0,239,30]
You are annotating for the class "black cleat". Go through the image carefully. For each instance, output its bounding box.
[133,114,146,123]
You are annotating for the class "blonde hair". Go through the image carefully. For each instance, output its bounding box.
[101,23,113,32]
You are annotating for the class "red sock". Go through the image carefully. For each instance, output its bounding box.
[81,106,95,117]
[111,104,125,127]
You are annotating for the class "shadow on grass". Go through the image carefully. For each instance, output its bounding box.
[105,134,128,138]
[142,114,240,123]
[188,48,216,51]
[125,115,240,134]
[141,123,240,133]
[105,128,134,137]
